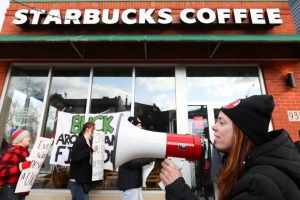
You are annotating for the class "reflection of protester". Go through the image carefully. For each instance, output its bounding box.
[69,122,98,200]
[160,95,300,200]
[0,129,32,200]
[117,117,156,200]
[210,147,223,183]
[195,127,212,196]
[0,138,9,158]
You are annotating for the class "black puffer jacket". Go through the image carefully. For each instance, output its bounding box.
[70,136,93,183]
[117,158,155,191]
[165,129,300,200]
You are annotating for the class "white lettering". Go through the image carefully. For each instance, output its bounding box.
[158,8,172,24]
[233,9,247,23]
[43,10,62,24]
[83,9,100,24]
[180,8,196,24]
[12,7,283,26]
[217,9,230,24]
[197,8,216,24]
[64,9,81,24]
[266,8,282,24]
[102,9,119,24]
[250,9,266,24]
[13,9,29,25]
[30,10,45,25]
[139,8,155,24]
[121,9,137,24]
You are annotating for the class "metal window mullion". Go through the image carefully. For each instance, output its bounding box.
[85,67,94,114]
[175,66,191,186]
[36,67,53,138]
[257,65,274,131]
[131,67,136,116]
[0,65,12,115]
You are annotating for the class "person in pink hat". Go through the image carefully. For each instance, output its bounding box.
[0,129,32,200]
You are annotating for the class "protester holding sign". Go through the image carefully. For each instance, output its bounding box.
[117,116,156,200]
[69,122,98,200]
[0,129,32,200]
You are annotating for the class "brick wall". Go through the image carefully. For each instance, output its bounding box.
[1,1,297,35]
[262,61,300,140]
[0,62,9,98]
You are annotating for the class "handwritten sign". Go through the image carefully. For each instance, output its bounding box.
[15,137,54,193]
[92,130,105,181]
[50,111,130,170]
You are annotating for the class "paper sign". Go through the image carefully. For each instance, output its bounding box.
[49,111,130,170]
[15,137,54,193]
[193,116,204,129]
[142,162,155,187]
[92,130,105,181]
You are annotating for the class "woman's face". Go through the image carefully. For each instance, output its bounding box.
[212,111,234,152]
[86,125,95,138]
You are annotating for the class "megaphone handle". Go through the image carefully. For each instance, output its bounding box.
[159,157,186,191]
[159,181,166,191]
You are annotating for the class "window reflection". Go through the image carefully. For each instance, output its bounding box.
[187,105,214,199]
[90,67,132,190]
[134,67,176,190]
[36,68,90,189]
[90,68,132,114]
[186,67,262,102]
[0,67,49,157]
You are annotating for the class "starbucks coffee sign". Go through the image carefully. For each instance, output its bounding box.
[13,8,283,25]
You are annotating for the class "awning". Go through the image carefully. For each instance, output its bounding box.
[1,34,300,60]
[1,34,300,42]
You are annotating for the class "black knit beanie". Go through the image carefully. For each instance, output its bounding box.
[220,95,275,146]
[128,116,141,126]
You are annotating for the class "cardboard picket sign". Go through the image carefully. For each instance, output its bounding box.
[15,137,54,193]
[92,130,105,181]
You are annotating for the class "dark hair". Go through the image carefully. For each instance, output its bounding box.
[78,122,95,137]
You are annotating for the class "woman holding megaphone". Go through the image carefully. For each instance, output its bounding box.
[160,95,300,200]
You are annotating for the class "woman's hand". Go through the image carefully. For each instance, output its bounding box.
[92,145,98,152]
[160,158,183,187]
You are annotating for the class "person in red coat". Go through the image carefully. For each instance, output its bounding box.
[0,129,32,200]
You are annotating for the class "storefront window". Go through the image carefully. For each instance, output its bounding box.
[186,67,262,102]
[0,67,49,158]
[134,67,176,190]
[36,68,91,189]
[90,67,132,190]
[90,67,132,114]
[188,105,214,199]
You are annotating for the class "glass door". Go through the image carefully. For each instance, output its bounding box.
[188,103,223,200]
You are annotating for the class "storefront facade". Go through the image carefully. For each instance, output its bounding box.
[0,0,300,199]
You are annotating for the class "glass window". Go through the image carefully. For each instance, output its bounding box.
[187,67,262,102]
[90,67,132,114]
[188,105,214,199]
[0,67,49,157]
[134,67,176,190]
[36,68,91,189]
[90,67,132,190]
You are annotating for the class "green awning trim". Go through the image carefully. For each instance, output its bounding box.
[10,0,288,2]
[1,34,300,42]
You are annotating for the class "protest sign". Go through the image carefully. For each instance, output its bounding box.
[50,111,130,170]
[92,130,105,181]
[15,137,54,193]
